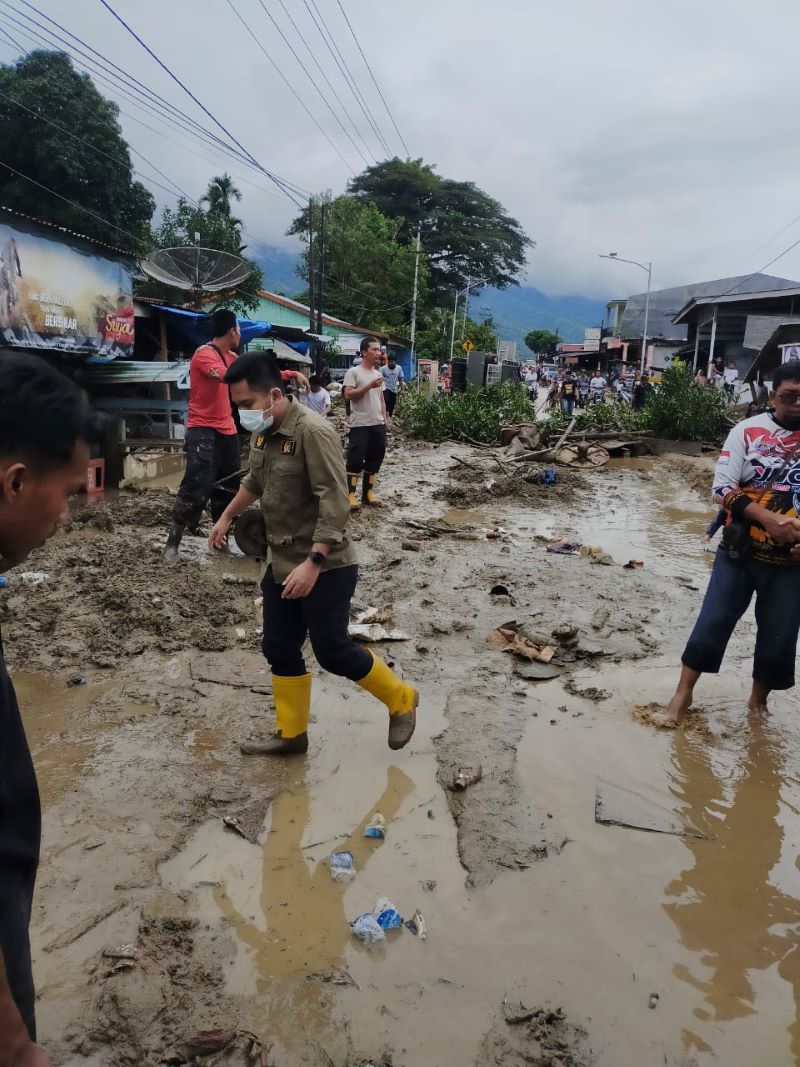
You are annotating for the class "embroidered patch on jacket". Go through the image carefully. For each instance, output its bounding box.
[255,434,266,448]
[280,440,297,455]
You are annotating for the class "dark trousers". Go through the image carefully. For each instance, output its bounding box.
[682,549,800,688]
[172,427,240,528]
[384,389,398,417]
[261,564,373,680]
[346,425,386,475]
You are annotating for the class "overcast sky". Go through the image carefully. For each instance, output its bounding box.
[4,0,800,299]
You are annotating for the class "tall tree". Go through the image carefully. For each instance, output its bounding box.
[288,195,428,331]
[139,176,263,314]
[349,158,532,303]
[524,329,560,357]
[201,174,242,220]
[0,50,154,250]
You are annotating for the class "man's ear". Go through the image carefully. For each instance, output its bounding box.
[0,462,27,502]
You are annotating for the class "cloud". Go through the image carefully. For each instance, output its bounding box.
[7,0,800,299]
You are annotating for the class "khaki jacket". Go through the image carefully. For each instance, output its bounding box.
[241,398,357,582]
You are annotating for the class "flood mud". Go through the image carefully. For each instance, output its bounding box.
[11,439,800,1065]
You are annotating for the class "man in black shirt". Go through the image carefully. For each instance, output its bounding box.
[0,354,98,1065]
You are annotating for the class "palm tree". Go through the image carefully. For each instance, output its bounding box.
[201,174,242,219]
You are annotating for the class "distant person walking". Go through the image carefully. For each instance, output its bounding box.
[343,336,387,510]
[632,373,652,411]
[380,355,405,418]
[723,361,739,401]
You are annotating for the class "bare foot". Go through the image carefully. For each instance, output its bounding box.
[747,699,770,724]
[652,690,693,729]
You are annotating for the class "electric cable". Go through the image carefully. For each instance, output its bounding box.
[299,0,392,158]
[97,0,308,205]
[270,0,391,158]
[251,0,376,165]
[333,0,410,156]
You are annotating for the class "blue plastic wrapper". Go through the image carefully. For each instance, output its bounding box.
[363,812,386,839]
[329,851,356,882]
[351,913,385,944]
[373,896,403,929]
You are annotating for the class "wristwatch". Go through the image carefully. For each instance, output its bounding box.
[307,551,325,566]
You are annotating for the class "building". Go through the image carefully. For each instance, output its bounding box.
[249,289,415,379]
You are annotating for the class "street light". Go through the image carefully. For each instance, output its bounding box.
[450,276,489,360]
[599,253,652,374]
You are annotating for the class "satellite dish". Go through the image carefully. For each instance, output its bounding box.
[140,246,252,294]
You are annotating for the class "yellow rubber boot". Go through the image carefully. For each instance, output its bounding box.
[357,653,418,750]
[240,673,311,756]
[362,472,377,506]
[347,472,361,511]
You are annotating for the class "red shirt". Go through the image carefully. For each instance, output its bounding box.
[188,344,237,434]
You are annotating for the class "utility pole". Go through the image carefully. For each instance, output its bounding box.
[308,197,315,333]
[316,199,326,336]
[461,274,471,338]
[409,225,421,372]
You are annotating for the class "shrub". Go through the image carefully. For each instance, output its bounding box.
[646,361,728,441]
[398,381,534,443]
[539,403,650,436]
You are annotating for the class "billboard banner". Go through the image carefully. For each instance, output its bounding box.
[0,220,134,359]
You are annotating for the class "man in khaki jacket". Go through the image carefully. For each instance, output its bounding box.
[209,352,417,755]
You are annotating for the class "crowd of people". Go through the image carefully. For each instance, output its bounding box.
[522,362,654,412]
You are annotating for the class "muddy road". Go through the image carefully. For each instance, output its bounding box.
[5,437,800,1066]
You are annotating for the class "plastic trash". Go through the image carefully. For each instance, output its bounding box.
[19,571,48,585]
[405,909,427,939]
[0,576,7,588]
[351,913,385,944]
[329,851,356,882]
[373,897,403,930]
[363,813,386,839]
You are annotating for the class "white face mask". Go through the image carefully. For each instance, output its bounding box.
[239,399,275,434]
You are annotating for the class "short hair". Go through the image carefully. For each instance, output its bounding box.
[210,308,238,336]
[387,353,397,363]
[772,362,800,390]
[360,335,379,354]
[0,353,101,470]
[224,351,283,392]
[309,374,322,387]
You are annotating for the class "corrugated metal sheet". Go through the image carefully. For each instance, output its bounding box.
[81,361,190,387]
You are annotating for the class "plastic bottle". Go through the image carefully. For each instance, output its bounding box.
[329,851,356,882]
[351,913,385,944]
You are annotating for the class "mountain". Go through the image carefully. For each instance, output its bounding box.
[253,244,303,297]
[254,243,607,346]
[474,285,608,349]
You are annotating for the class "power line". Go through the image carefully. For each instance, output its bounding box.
[0,3,300,192]
[740,212,800,267]
[0,86,194,203]
[333,0,409,157]
[0,18,22,51]
[97,0,306,206]
[0,157,144,247]
[272,0,391,158]
[251,0,376,165]
[223,0,357,173]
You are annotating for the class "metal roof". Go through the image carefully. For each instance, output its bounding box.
[673,286,800,324]
[78,360,190,386]
[618,273,800,341]
[744,322,800,382]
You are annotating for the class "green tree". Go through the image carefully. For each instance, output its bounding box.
[464,315,498,353]
[201,173,242,220]
[139,176,263,314]
[524,329,561,357]
[288,194,428,331]
[349,158,532,303]
[0,50,154,250]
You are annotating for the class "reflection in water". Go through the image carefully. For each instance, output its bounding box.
[665,729,800,1060]
[215,764,414,1048]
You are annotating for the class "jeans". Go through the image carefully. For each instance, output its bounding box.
[261,564,372,680]
[560,397,575,415]
[172,427,240,528]
[682,549,800,688]
[346,425,386,475]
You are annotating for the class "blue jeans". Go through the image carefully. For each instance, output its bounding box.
[560,397,575,415]
[682,549,800,688]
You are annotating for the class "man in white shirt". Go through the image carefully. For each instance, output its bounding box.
[722,361,739,401]
[589,371,607,404]
[343,336,386,509]
[305,375,331,416]
[380,355,405,418]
